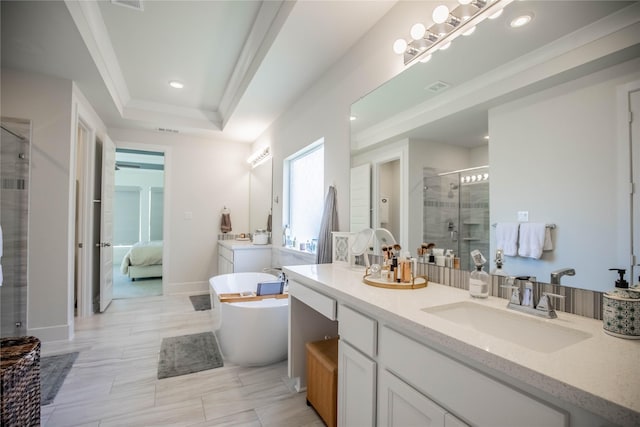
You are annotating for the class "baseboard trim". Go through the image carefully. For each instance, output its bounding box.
[165,281,209,295]
[28,323,72,343]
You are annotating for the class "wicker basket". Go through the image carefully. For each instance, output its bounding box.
[1,336,41,427]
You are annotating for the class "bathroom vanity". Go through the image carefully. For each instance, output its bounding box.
[284,263,640,427]
[217,240,271,274]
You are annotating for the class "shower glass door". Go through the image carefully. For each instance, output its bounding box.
[1,117,31,337]
[423,167,490,271]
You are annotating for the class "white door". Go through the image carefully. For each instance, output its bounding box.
[338,341,376,427]
[378,369,447,427]
[631,89,640,281]
[99,136,115,312]
[350,164,371,233]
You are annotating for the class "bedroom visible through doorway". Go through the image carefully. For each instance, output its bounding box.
[113,149,164,299]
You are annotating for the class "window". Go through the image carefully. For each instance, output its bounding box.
[114,186,141,245]
[284,140,324,251]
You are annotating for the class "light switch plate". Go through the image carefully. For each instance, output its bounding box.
[517,211,529,222]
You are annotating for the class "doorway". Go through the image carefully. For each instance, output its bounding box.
[112,149,165,299]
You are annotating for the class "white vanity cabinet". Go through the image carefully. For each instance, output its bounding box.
[379,369,455,427]
[337,305,377,426]
[217,241,271,274]
[379,326,566,427]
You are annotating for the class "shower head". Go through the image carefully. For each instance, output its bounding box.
[448,182,459,198]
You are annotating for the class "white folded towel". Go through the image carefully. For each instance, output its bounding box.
[495,223,519,256]
[518,223,547,259]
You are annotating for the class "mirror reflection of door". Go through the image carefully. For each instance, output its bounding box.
[112,149,164,299]
[378,159,400,241]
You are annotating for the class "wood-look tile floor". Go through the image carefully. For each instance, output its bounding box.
[40,294,323,427]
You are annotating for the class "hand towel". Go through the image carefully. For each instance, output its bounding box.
[543,226,553,251]
[220,213,232,233]
[495,222,519,256]
[518,223,546,259]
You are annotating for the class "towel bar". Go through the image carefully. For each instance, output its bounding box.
[491,223,556,229]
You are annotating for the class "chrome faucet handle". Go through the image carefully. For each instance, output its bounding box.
[536,292,565,318]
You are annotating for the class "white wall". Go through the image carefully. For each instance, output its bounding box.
[256,1,424,247]
[1,70,73,341]
[490,59,640,291]
[108,128,251,295]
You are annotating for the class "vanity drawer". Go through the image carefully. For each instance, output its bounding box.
[218,244,233,262]
[338,304,377,358]
[289,280,336,320]
[379,327,567,427]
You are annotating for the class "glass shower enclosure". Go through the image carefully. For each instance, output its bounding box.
[1,117,31,337]
[423,166,490,271]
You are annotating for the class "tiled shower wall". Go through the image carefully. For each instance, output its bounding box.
[1,118,30,337]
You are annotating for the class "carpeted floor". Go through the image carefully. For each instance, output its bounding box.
[41,352,79,405]
[189,294,211,311]
[157,332,223,379]
[113,265,162,299]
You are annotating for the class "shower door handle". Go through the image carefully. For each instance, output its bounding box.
[96,242,112,247]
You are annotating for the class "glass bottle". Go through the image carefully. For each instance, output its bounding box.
[469,265,490,298]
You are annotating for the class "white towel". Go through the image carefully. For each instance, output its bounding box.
[495,223,519,256]
[518,223,547,259]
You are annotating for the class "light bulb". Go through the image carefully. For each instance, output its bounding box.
[458,0,472,4]
[410,23,426,40]
[419,54,432,63]
[393,38,408,54]
[432,5,450,24]
[462,26,476,36]
[489,8,503,19]
[439,41,451,51]
[168,80,184,89]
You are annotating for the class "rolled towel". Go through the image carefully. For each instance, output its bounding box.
[518,223,546,259]
[495,223,519,256]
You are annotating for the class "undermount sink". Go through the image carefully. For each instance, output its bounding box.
[422,301,592,353]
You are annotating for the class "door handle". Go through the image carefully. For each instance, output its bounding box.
[95,242,112,247]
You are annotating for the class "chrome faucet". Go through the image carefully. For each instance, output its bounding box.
[501,276,565,319]
[550,268,575,285]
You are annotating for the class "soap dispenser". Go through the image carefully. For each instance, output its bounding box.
[469,250,489,298]
[602,268,640,339]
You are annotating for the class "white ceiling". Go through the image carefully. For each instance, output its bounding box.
[1,0,396,142]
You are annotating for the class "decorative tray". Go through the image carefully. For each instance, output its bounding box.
[218,292,288,303]
[362,272,428,290]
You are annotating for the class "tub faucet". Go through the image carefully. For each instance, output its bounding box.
[550,268,575,285]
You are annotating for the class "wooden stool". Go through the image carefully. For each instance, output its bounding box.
[1,336,41,427]
[306,337,338,427]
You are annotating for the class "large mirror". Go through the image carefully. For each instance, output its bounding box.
[350,1,640,291]
[249,156,273,237]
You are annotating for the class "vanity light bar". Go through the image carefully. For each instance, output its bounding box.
[397,0,514,67]
[247,146,271,168]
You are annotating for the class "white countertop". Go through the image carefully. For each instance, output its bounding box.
[218,239,271,250]
[284,263,640,427]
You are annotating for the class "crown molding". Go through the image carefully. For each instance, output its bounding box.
[65,0,131,115]
[218,0,295,129]
[124,99,222,130]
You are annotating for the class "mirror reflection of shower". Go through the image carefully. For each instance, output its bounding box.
[423,166,490,271]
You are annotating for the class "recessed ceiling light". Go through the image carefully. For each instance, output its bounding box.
[168,80,184,89]
[350,116,357,121]
[510,13,533,28]
[484,135,490,140]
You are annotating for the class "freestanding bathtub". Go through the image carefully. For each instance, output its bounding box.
[208,272,288,366]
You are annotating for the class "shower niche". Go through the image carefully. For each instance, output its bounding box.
[423,166,489,271]
[1,117,31,337]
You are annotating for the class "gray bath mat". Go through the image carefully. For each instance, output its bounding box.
[157,332,223,379]
[41,352,79,405]
[189,294,211,311]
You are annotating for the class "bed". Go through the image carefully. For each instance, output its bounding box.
[120,240,163,280]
